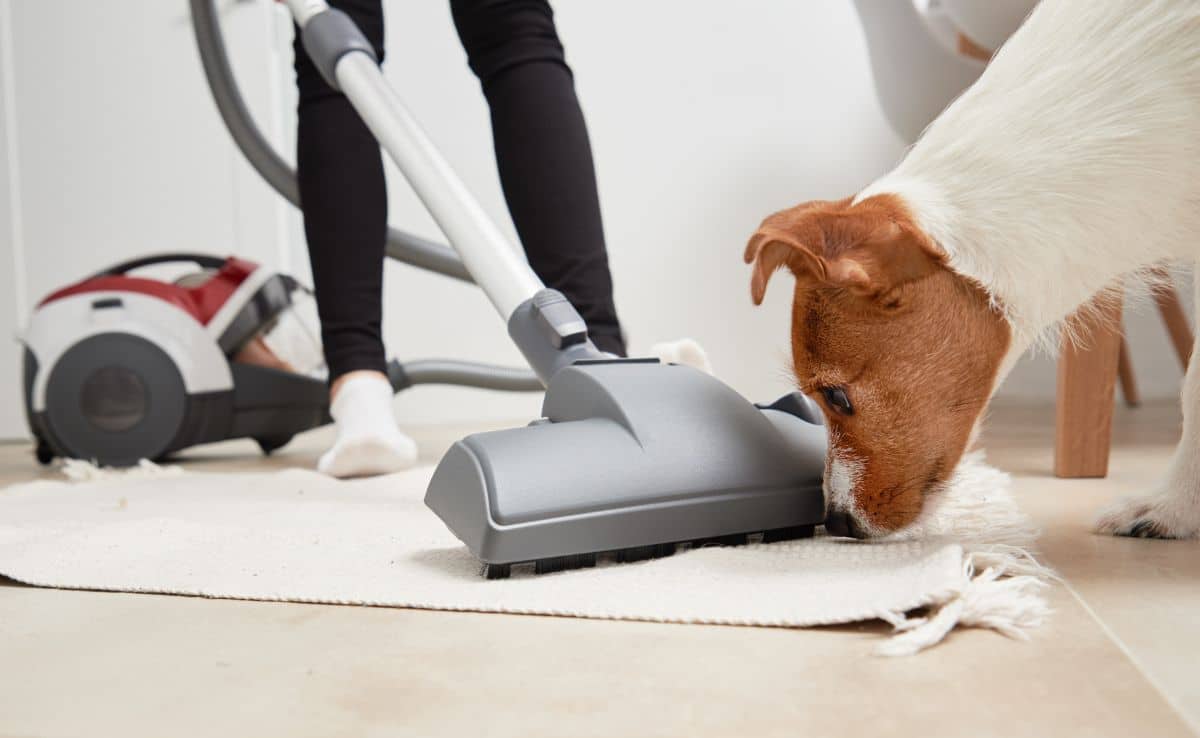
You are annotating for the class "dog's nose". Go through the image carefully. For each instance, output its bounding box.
[825,509,868,539]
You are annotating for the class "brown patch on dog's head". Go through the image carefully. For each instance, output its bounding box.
[744,194,1010,537]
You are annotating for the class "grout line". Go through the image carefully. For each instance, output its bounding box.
[0,0,28,329]
[1061,577,1199,736]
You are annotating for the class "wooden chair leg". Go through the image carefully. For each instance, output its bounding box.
[1117,336,1140,407]
[1055,299,1123,478]
[1151,273,1194,370]
[956,33,994,62]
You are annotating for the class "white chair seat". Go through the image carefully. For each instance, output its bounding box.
[851,0,1035,143]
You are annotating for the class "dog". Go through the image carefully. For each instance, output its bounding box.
[744,0,1200,539]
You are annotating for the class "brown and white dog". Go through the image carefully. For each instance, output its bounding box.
[744,0,1200,539]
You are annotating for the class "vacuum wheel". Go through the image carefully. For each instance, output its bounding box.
[256,435,295,455]
[43,333,188,467]
[34,436,55,466]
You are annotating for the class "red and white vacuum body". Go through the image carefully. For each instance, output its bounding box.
[22,254,328,466]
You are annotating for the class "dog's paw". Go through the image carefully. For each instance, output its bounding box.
[1095,494,1200,539]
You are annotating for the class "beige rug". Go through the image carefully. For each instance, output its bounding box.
[0,453,1050,656]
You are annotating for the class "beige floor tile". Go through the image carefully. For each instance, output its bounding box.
[1,401,1198,737]
[0,581,1190,738]
[985,402,1200,734]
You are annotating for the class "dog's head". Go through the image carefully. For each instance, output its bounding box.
[745,194,1010,537]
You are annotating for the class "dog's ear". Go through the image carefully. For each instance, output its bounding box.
[743,227,827,305]
[745,198,946,305]
[824,219,946,302]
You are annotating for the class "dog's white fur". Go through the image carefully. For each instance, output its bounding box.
[859,0,1200,538]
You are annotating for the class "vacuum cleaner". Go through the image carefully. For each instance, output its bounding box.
[23,253,326,467]
[21,253,541,468]
[33,0,828,578]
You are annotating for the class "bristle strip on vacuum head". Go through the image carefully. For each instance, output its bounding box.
[692,533,749,548]
[483,563,511,579]
[481,525,816,578]
[615,542,676,563]
[761,524,816,543]
[534,553,597,575]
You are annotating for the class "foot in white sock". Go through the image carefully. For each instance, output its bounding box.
[318,374,418,478]
[649,338,714,375]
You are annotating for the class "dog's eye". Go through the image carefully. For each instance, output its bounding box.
[821,387,854,416]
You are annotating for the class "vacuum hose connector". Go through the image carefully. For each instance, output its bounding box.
[300,7,377,90]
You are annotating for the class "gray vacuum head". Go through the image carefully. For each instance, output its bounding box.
[425,360,827,577]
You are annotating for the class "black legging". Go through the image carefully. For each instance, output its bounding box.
[294,0,625,382]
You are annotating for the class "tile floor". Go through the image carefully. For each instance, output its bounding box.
[0,401,1196,738]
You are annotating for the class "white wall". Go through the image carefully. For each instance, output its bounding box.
[0,0,1189,441]
[0,0,287,439]
[0,0,26,437]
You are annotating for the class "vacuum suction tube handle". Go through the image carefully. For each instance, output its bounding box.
[286,0,609,383]
[286,0,541,320]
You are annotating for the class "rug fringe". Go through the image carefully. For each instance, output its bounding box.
[887,451,1040,550]
[60,458,182,482]
[874,548,1053,656]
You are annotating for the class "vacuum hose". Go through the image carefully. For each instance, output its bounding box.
[188,0,471,282]
[388,359,547,393]
[189,0,542,392]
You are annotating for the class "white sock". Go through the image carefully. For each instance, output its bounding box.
[317,374,418,478]
[649,338,714,375]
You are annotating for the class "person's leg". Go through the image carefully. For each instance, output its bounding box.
[296,0,388,381]
[295,0,416,476]
[451,0,626,356]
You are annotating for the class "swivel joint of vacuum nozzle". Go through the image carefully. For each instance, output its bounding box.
[298,5,378,90]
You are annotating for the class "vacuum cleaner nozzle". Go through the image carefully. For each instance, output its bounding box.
[425,360,827,578]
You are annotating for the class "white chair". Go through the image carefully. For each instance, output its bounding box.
[852,0,1037,141]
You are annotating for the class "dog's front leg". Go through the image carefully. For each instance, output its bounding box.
[1096,268,1200,539]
